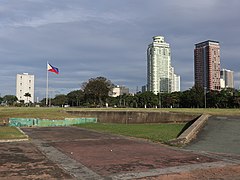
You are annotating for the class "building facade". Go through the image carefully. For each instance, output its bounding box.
[173,74,181,92]
[194,40,221,91]
[220,69,234,89]
[147,36,180,94]
[170,67,181,92]
[16,73,34,103]
[109,85,129,97]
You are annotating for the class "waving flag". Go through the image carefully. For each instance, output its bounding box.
[47,63,59,74]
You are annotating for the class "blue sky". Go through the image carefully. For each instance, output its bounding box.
[0,0,240,100]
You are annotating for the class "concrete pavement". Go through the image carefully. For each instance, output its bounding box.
[185,116,240,155]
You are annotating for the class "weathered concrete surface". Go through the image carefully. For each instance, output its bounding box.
[170,114,210,146]
[66,110,199,124]
[20,126,240,179]
[185,116,240,155]
[33,139,102,180]
[2,125,240,179]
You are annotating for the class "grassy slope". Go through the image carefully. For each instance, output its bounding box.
[0,127,27,139]
[76,123,185,143]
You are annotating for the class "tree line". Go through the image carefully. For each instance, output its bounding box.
[1,76,240,108]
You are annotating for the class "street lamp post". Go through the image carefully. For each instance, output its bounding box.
[204,87,207,108]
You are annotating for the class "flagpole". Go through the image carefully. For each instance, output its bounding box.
[46,62,49,106]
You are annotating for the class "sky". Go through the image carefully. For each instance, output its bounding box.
[0,0,240,100]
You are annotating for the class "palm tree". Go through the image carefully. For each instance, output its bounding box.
[24,92,31,104]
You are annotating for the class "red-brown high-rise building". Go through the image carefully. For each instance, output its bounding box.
[194,40,221,91]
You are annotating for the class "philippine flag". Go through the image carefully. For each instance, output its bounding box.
[47,63,59,74]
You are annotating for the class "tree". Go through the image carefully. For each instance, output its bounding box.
[137,91,158,108]
[24,92,31,103]
[3,95,18,106]
[190,85,204,108]
[52,94,68,107]
[170,91,181,108]
[179,86,204,108]
[82,77,114,107]
[233,90,240,108]
[0,96,3,104]
[207,88,234,108]
[125,95,138,108]
[67,90,84,106]
[160,92,181,108]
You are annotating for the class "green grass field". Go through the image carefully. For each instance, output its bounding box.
[76,123,185,143]
[0,107,80,120]
[0,127,27,139]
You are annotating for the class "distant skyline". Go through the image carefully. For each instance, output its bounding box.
[0,0,240,100]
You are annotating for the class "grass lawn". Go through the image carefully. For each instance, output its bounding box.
[0,107,80,121]
[0,127,27,139]
[76,123,185,143]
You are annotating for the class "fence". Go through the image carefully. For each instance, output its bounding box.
[8,118,97,127]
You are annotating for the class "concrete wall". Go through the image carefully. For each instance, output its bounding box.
[66,110,199,124]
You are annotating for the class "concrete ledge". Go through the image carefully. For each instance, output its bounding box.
[169,114,210,146]
[66,110,199,124]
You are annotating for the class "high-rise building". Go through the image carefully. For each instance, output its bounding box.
[220,69,234,89]
[147,36,180,94]
[170,67,181,92]
[194,40,221,91]
[16,73,35,103]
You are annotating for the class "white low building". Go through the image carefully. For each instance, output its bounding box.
[16,73,35,103]
[109,86,129,97]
